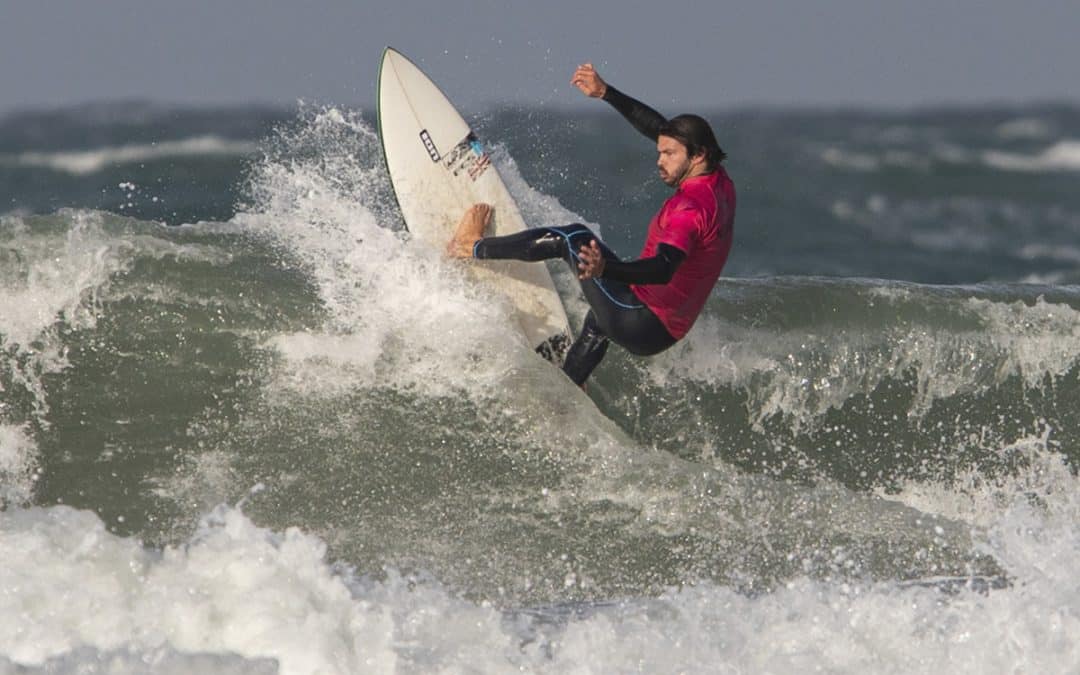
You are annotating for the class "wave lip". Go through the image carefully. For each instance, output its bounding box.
[1,135,257,175]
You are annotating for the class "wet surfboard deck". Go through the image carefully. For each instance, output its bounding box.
[377,47,571,362]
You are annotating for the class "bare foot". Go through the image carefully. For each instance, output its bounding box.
[446,203,493,258]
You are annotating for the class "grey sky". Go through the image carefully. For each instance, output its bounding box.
[2,0,1078,115]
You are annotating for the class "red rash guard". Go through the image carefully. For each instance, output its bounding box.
[630,168,735,339]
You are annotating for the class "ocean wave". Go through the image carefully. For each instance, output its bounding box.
[0,209,243,432]
[1017,242,1080,264]
[820,147,880,172]
[819,146,934,173]
[2,455,1078,675]
[820,138,1080,175]
[0,211,126,425]
[994,116,1055,140]
[6,99,1080,675]
[631,278,1080,472]
[982,139,1080,172]
[1,135,257,175]
[0,211,235,347]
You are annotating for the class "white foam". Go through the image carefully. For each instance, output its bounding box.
[0,647,278,674]
[0,211,118,347]
[0,211,123,424]
[820,147,880,172]
[0,423,37,506]
[820,147,927,173]
[1017,271,1074,285]
[874,428,1065,528]
[0,211,235,426]
[4,460,1080,675]
[968,295,1080,388]
[1,136,257,176]
[237,109,593,400]
[0,504,401,673]
[1017,242,1080,264]
[983,140,1080,172]
[829,195,996,254]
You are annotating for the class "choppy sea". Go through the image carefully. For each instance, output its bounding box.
[2,98,1080,673]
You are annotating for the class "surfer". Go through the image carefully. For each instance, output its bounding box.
[448,63,735,385]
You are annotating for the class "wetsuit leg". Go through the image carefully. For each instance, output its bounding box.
[561,310,609,385]
[474,224,676,381]
[472,224,582,263]
[577,277,676,356]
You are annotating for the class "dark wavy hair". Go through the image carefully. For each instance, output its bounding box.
[658,114,727,169]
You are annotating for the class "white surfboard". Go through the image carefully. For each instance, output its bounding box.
[377,47,571,363]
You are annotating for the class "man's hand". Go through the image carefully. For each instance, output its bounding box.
[571,63,608,99]
[577,240,606,279]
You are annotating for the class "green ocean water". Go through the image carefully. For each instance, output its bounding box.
[2,101,1080,673]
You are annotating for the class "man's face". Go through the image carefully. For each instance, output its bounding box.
[656,135,692,186]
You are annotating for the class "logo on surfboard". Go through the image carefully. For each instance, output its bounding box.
[419,129,441,162]
[445,132,491,181]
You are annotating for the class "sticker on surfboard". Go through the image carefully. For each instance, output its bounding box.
[444,132,491,181]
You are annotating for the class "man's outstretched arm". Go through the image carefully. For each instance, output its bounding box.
[571,63,667,141]
[577,240,686,284]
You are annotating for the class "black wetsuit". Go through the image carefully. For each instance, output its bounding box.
[473,86,683,385]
